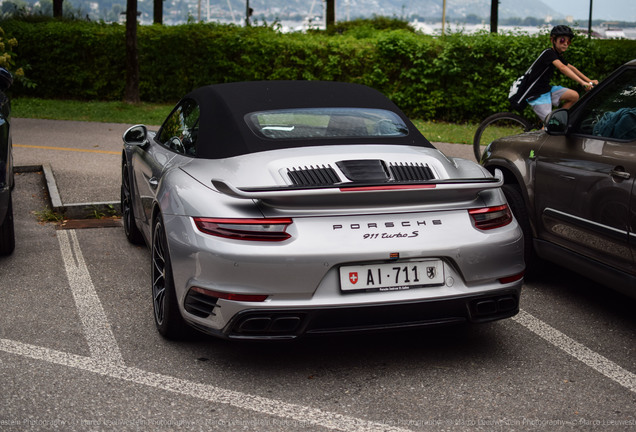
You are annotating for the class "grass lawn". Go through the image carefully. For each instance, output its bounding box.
[12,97,173,126]
[12,97,477,145]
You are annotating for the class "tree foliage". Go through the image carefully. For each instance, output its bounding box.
[0,24,31,88]
[1,18,634,122]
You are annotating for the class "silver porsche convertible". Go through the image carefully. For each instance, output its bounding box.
[121,81,525,340]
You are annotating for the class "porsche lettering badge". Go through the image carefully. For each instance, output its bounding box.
[332,219,442,230]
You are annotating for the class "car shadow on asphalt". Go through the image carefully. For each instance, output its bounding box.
[524,259,636,325]
[178,321,514,371]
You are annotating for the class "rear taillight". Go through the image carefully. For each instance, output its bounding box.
[193,217,292,241]
[468,205,513,230]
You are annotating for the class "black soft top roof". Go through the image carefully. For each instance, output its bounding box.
[177,80,433,159]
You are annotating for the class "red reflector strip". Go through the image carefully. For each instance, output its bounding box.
[340,184,436,192]
[191,286,268,302]
[499,272,524,284]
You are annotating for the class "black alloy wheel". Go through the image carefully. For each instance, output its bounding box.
[151,213,187,339]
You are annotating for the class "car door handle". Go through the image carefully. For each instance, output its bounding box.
[149,177,159,189]
[609,169,630,180]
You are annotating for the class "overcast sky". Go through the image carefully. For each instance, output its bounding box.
[545,0,636,22]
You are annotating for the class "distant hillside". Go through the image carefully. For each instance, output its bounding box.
[58,0,563,24]
[333,0,561,20]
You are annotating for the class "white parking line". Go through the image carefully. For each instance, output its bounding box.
[57,229,124,365]
[0,338,412,432]
[50,228,414,430]
[3,231,635,429]
[513,309,636,393]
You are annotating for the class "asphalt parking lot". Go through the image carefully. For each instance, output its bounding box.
[1,119,635,431]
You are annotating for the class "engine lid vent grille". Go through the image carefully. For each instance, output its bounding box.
[287,165,340,186]
[389,163,435,181]
[336,159,389,182]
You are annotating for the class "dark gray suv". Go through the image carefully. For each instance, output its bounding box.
[0,67,14,256]
[482,59,636,298]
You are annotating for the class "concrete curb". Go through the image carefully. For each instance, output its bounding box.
[15,164,121,220]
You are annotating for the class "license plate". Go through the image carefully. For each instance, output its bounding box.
[339,260,444,292]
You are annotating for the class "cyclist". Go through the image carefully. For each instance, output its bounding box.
[524,25,598,123]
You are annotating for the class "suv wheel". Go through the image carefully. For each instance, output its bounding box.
[502,183,535,272]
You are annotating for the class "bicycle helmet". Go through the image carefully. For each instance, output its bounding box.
[550,25,574,39]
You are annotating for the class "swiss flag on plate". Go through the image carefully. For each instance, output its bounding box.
[349,272,359,284]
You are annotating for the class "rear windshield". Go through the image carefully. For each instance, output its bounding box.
[245,108,409,140]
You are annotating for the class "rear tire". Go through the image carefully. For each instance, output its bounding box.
[473,113,534,162]
[152,213,188,339]
[0,193,15,256]
[121,160,145,245]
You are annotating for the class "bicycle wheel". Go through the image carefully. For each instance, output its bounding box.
[473,112,534,162]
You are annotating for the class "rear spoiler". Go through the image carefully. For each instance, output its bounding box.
[211,170,504,208]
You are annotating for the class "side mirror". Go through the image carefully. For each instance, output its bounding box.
[545,109,569,135]
[0,68,13,92]
[123,125,149,146]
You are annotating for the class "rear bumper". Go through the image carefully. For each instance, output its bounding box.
[188,288,521,340]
